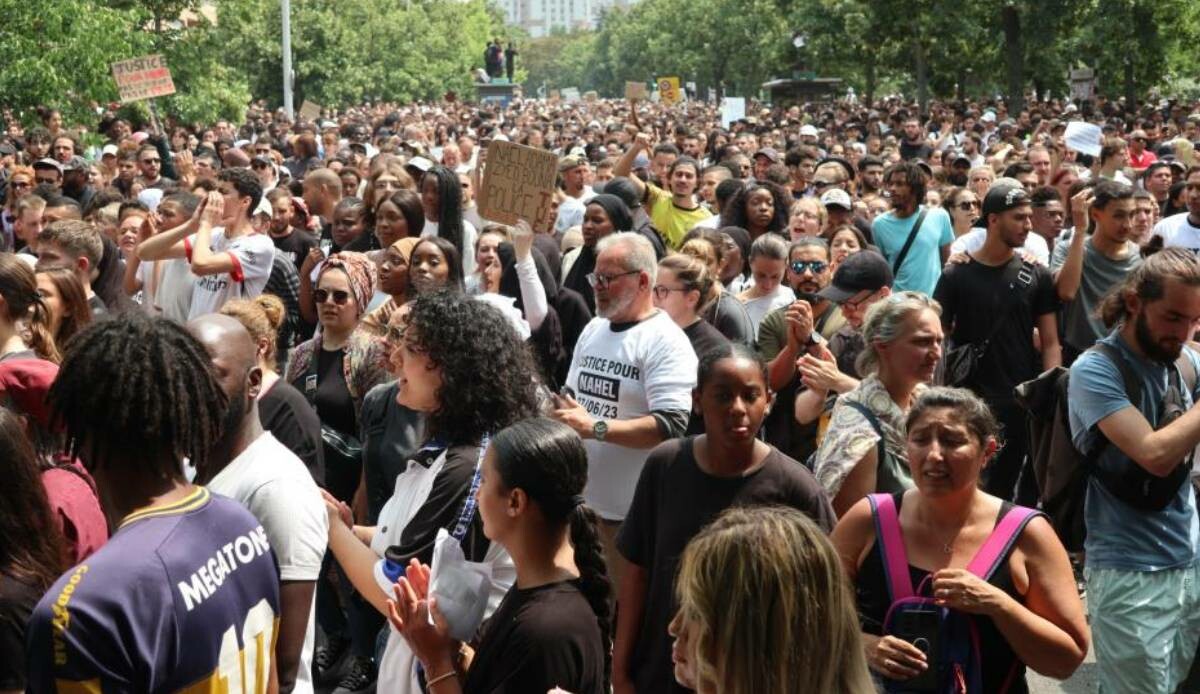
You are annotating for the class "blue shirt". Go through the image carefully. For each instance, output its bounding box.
[870,205,954,296]
[1067,331,1200,571]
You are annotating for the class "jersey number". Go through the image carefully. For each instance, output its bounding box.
[215,599,277,693]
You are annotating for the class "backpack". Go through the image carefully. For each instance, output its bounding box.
[869,493,1040,694]
[1013,342,1196,552]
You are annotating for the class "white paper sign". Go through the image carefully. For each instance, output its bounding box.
[1064,121,1103,157]
[721,98,746,128]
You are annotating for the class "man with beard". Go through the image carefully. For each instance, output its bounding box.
[553,232,695,589]
[1053,181,1142,366]
[898,116,932,161]
[615,133,711,249]
[187,314,326,694]
[61,156,95,211]
[266,187,318,269]
[1067,248,1200,694]
[757,237,846,463]
[934,180,1060,505]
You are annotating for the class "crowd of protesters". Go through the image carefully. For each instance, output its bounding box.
[2,89,1200,693]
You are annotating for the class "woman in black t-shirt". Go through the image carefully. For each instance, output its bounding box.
[654,253,730,363]
[386,417,610,694]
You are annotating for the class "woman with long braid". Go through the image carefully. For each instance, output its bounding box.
[387,417,611,694]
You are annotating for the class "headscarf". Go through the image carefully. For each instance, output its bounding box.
[562,194,634,314]
[319,251,375,318]
[719,225,753,278]
[390,236,421,265]
[359,236,422,336]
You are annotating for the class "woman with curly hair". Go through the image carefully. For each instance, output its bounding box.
[321,290,541,692]
[719,180,791,240]
[387,418,611,694]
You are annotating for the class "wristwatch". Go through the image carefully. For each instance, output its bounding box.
[592,419,609,442]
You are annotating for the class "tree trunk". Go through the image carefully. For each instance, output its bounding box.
[865,54,877,104]
[1124,56,1136,110]
[1002,4,1024,113]
[915,41,928,115]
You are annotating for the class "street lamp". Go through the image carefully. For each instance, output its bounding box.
[282,0,294,120]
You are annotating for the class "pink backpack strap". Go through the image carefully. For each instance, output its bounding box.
[868,493,915,600]
[965,505,1042,580]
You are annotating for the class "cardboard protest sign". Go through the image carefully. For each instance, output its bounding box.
[657,76,681,105]
[721,98,746,128]
[548,89,561,101]
[562,88,581,102]
[298,100,322,121]
[584,91,598,102]
[111,55,176,103]
[625,81,648,100]
[478,140,559,233]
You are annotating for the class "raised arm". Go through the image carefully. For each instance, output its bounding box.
[613,132,651,200]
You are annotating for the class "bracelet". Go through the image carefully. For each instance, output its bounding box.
[426,670,457,688]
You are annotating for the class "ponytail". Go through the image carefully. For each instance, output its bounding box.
[27,297,61,363]
[568,503,613,692]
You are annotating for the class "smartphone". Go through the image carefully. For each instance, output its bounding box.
[889,607,941,692]
[319,238,333,257]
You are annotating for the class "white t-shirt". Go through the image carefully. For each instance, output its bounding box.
[1151,213,1200,255]
[949,226,1050,265]
[185,228,275,319]
[136,257,195,323]
[421,219,479,276]
[740,283,795,337]
[206,432,327,694]
[565,310,697,520]
[555,186,596,234]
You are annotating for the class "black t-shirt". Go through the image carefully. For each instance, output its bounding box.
[290,347,358,499]
[464,580,605,694]
[87,293,109,318]
[0,572,42,690]
[259,379,325,486]
[701,292,754,349]
[934,256,1057,403]
[900,140,933,161]
[617,437,836,693]
[272,229,319,269]
[682,318,729,362]
[360,381,425,522]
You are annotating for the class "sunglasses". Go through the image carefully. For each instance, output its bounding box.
[790,260,827,275]
[252,162,270,170]
[314,288,352,305]
[956,201,980,211]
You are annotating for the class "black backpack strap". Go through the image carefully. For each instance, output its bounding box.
[843,400,886,468]
[1090,342,1142,408]
[890,208,928,276]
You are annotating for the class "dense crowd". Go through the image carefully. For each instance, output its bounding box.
[2,91,1200,693]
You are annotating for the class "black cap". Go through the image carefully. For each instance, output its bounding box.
[818,250,893,303]
[600,177,642,210]
[981,179,1031,218]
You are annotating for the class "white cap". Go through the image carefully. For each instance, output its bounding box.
[980,111,997,123]
[101,144,119,157]
[820,188,853,210]
[137,188,164,213]
[253,196,273,219]
[406,156,434,173]
[799,124,819,137]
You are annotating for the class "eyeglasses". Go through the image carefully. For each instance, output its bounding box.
[841,289,881,311]
[652,285,688,300]
[586,269,640,289]
[790,260,827,275]
[956,200,980,211]
[10,180,31,189]
[812,180,835,190]
[314,288,352,305]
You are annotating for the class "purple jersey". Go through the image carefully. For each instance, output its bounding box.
[25,487,281,693]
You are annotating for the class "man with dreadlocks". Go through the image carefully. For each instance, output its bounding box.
[25,313,282,693]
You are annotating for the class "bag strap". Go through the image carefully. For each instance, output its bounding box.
[959,255,1029,353]
[844,400,886,473]
[1090,342,1143,413]
[965,505,1041,581]
[450,435,491,543]
[868,493,915,600]
[890,208,928,276]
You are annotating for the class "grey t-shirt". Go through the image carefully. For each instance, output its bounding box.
[1050,230,1141,351]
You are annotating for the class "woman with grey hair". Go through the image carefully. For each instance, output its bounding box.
[811,291,944,516]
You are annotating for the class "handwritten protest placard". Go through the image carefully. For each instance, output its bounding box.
[111,55,176,103]
[299,100,322,121]
[625,81,648,100]
[478,140,559,233]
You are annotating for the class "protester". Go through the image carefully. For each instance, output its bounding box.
[613,343,834,693]
[872,161,953,295]
[669,506,871,694]
[563,193,633,313]
[33,267,90,358]
[386,417,611,694]
[0,253,58,362]
[361,236,420,335]
[833,386,1089,690]
[813,291,943,515]
[653,253,729,360]
[736,233,794,335]
[29,313,282,692]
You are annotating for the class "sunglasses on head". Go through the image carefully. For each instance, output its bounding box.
[790,260,827,275]
[314,288,352,305]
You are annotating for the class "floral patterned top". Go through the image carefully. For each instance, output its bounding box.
[813,373,921,500]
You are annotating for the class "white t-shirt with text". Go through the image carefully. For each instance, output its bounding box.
[184,228,275,319]
[1152,213,1200,255]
